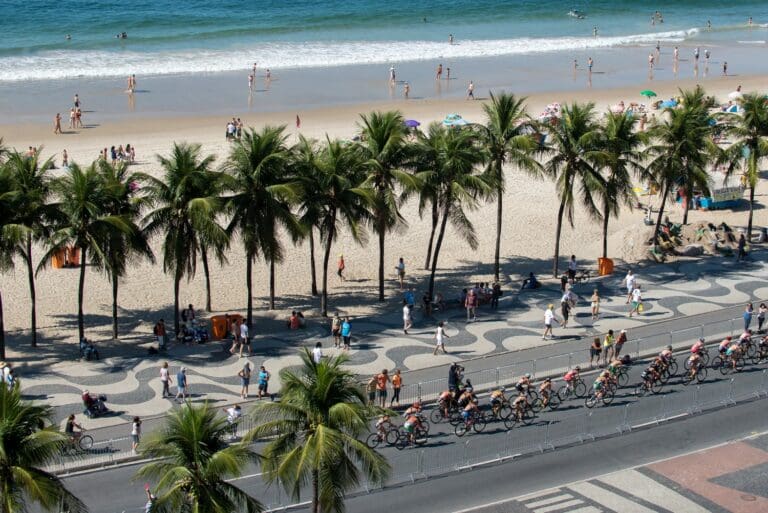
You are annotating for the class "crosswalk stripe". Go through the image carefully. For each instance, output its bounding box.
[533,499,586,513]
[566,508,603,513]
[599,469,709,513]
[518,489,565,501]
[525,494,576,508]
[568,482,656,513]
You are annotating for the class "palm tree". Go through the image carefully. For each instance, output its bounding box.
[721,93,768,238]
[42,163,132,340]
[587,112,646,258]
[646,88,712,244]
[357,111,417,301]
[224,126,302,320]
[0,382,88,513]
[414,124,490,299]
[3,150,58,347]
[93,160,154,338]
[479,92,542,281]
[0,163,17,360]
[248,349,390,513]
[142,143,227,335]
[296,137,369,316]
[135,402,262,513]
[543,102,604,277]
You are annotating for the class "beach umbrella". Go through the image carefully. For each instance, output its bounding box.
[727,91,743,101]
[727,104,739,113]
[660,100,677,108]
[404,119,421,128]
[640,90,657,98]
[443,114,469,127]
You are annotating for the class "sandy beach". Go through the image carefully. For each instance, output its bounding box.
[1,71,767,352]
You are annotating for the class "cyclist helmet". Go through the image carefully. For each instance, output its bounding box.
[500,386,506,392]
[574,366,581,371]
[413,401,421,408]
[726,335,732,340]
[525,373,531,378]
[544,377,551,382]
[666,345,672,350]
[471,397,479,404]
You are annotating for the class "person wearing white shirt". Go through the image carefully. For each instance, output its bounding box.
[312,342,323,364]
[543,304,560,340]
[402,300,412,334]
[432,321,449,355]
[625,270,636,304]
[629,285,643,317]
[567,255,577,284]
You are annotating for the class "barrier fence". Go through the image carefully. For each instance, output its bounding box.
[48,314,756,474]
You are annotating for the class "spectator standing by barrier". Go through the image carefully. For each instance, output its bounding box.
[614,329,628,358]
[744,303,754,331]
[257,365,270,399]
[542,304,560,340]
[391,369,402,406]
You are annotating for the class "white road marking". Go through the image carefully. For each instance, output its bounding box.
[524,493,576,508]
[568,482,656,513]
[600,469,710,513]
[533,499,585,513]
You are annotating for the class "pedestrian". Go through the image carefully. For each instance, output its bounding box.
[331,312,342,348]
[433,321,449,355]
[465,289,478,322]
[589,337,601,368]
[341,317,351,350]
[587,56,593,72]
[560,289,574,328]
[560,273,568,292]
[366,376,377,405]
[744,303,754,331]
[131,416,141,451]
[590,288,600,320]
[391,369,402,406]
[312,341,323,363]
[614,329,627,358]
[54,113,62,134]
[395,257,405,290]
[175,367,188,403]
[491,282,501,309]
[403,82,410,99]
[446,67,451,80]
[624,270,636,304]
[436,63,443,80]
[602,329,615,366]
[228,318,240,354]
[257,365,270,399]
[296,114,301,129]
[62,149,68,168]
[542,304,560,340]
[184,304,195,329]
[758,303,767,333]
[567,254,577,284]
[160,361,172,398]
[238,362,251,399]
[248,73,254,91]
[144,485,157,513]
[375,369,389,408]
[449,33,454,44]
[225,404,242,440]
[466,81,475,100]
[736,233,747,261]
[722,61,728,76]
[153,319,167,350]
[337,254,345,281]
[402,299,413,334]
[629,284,643,317]
[239,321,251,357]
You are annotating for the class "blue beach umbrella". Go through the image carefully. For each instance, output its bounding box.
[660,100,678,108]
[404,119,420,128]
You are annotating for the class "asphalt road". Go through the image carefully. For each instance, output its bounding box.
[51,351,768,513]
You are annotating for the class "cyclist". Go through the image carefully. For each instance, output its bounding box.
[512,392,528,420]
[515,373,532,395]
[719,336,732,354]
[592,373,607,400]
[489,388,507,416]
[461,398,480,426]
[457,387,475,408]
[563,366,581,392]
[375,414,391,442]
[691,337,705,355]
[403,401,422,418]
[726,342,742,370]
[686,352,701,379]
[538,378,553,407]
[65,414,83,444]
[659,345,673,364]
[403,413,423,445]
[438,390,454,417]
[738,329,752,346]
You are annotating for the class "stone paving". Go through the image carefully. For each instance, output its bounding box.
[15,253,768,429]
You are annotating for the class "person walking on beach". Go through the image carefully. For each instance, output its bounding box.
[175,367,188,403]
[543,304,560,340]
[238,362,251,399]
[131,417,141,452]
[590,289,600,320]
[466,81,475,100]
[73,93,80,108]
[674,46,679,61]
[628,284,643,317]
[593,26,598,37]
[62,149,68,168]
[395,257,405,290]
[257,365,270,399]
[160,361,172,398]
[433,321,449,355]
[624,270,636,303]
[341,317,352,350]
[587,57,593,73]
[403,82,410,99]
[648,53,655,70]
[722,61,728,76]
[69,108,76,129]
[403,300,413,334]
[389,66,396,83]
[449,34,454,45]
[54,113,62,134]
[446,67,451,80]
[337,254,345,281]
[436,63,443,80]
[693,47,699,64]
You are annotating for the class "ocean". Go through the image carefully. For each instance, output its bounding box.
[1,0,766,83]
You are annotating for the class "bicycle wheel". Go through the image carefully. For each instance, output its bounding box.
[618,371,629,387]
[498,404,513,420]
[574,380,587,398]
[745,343,757,359]
[366,433,382,449]
[78,435,94,451]
[420,419,430,434]
[556,385,571,402]
[585,393,597,409]
[683,357,692,371]
[681,370,694,386]
[521,408,535,426]
[547,393,561,410]
[701,351,710,366]
[414,428,429,445]
[735,357,745,372]
[394,433,409,450]
[448,411,463,426]
[530,398,543,413]
[503,416,516,430]
[527,390,540,403]
[634,383,648,397]
[386,428,400,445]
[455,422,468,437]
[696,367,707,383]
[429,408,443,424]
[718,357,731,375]
[472,415,487,433]
[711,356,724,373]
[651,380,663,394]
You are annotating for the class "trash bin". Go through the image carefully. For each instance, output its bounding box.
[598,257,614,276]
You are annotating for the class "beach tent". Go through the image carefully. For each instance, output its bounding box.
[660,100,677,108]
[443,114,469,127]
[726,104,740,113]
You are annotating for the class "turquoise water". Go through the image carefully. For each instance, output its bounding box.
[0,1,766,81]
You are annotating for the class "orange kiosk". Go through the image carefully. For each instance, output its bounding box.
[210,313,244,340]
[52,246,81,269]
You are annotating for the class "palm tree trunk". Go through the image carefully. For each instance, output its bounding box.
[111,273,119,339]
[0,290,6,361]
[321,210,337,317]
[312,470,319,513]
[25,236,37,347]
[77,246,87,341]
[428,203,451,300]
[173,269,181,337]
[201,248,212,312]
[246,253,253,328]
[424,201,438,270]
[552,199,567,277]
[377,219,385,302]
[601,201,610,259]
[682,187,690,225]
[493,164,503,282]
[747,185,755,238]
[269,258,276,310]
[653,182,672,247]
[309,228,318,296]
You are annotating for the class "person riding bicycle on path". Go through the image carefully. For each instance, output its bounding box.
[660,345,673,363]
[439,390,455,417]
[375,414,391,441]
[512,393,528,419]
[563,366,581,392]
[719,336,732,354]
[726,342,742,370]
[640,365,659,388]
[592,373,607,399]
[65,414,84,443]
[687,352,702,379]
[539,378,553,407]
[607,359,622,380]
[403,413,423,445]
[515,373,532,395]
[691,338,705,355]
[490,388,506,414]
[738,329,752,346]
[461,398,480,423]
[458,387,475,408]
[403,401,422,418]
